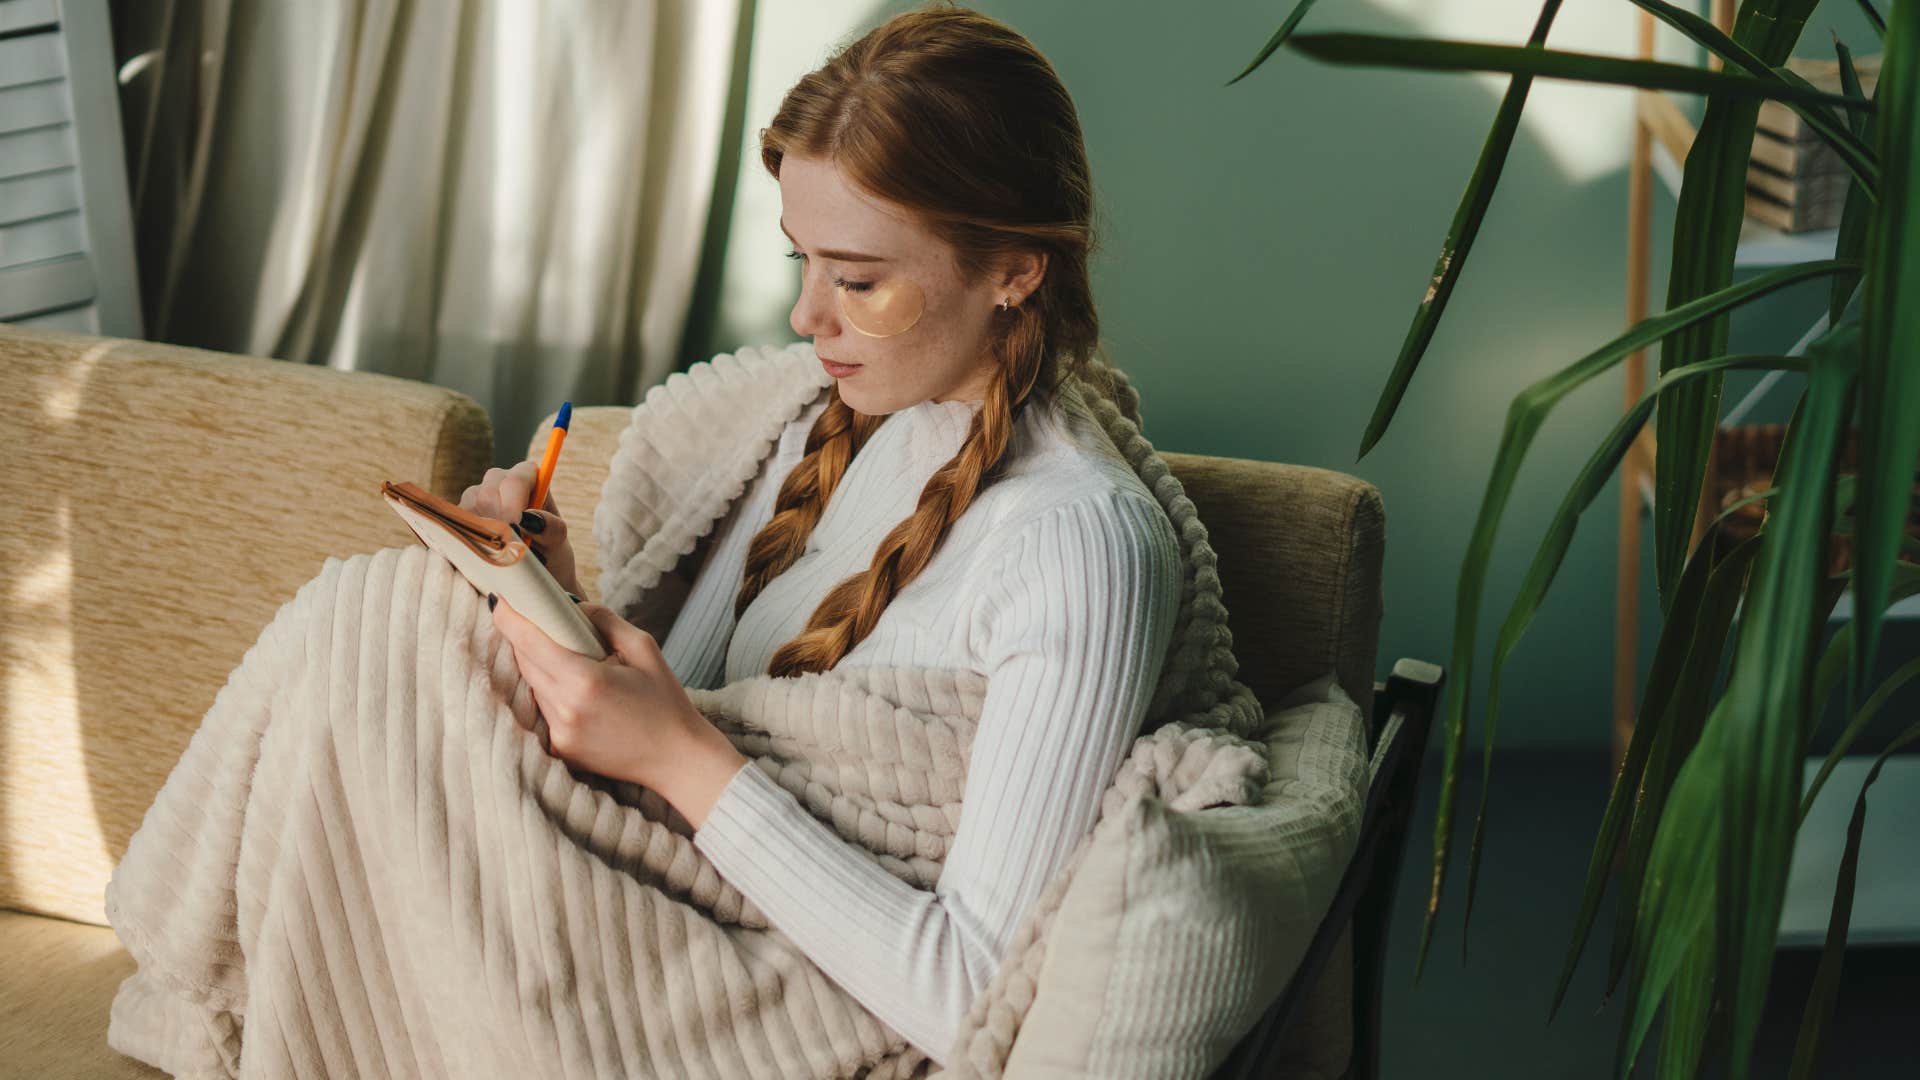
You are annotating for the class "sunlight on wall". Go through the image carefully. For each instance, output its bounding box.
[1370,0,1703,184]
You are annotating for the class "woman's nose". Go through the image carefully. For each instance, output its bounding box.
[790,273,835,339]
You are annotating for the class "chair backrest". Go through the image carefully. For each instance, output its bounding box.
[0,323,492,925]
[532,405,1389,1077]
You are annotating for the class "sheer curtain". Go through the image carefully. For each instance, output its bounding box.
[108,0,752,466]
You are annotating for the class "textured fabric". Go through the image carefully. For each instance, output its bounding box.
[652,379,1184,1058]
[0,322,492,926]
[994,672,1366,1079]
[100,341,1276,1076]
[526,362,1385,1077]
[0,911,165,1079]
[1157,453,1386,724]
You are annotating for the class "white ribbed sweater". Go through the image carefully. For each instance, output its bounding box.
[667,385,1183,1064]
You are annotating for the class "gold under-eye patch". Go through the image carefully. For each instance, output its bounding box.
[838,277,925,337]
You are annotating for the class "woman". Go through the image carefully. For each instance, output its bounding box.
[109,4,1185,1074]
[476,2,1181,1063]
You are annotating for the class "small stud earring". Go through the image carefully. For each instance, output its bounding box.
[997,297,1012,311]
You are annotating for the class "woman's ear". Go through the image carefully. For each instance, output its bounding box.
[1000,249,1048,306]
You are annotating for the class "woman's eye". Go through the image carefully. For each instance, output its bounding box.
[785,249,871,292]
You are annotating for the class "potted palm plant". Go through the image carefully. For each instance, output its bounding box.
[1230,1,1916,1076]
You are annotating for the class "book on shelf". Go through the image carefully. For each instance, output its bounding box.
[1745,54,1880,234]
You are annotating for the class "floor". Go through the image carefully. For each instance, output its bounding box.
[1375,748,1919,1079]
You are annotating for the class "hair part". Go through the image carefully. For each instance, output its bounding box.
[737,3,1116,676]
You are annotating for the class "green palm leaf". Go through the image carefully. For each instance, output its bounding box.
[1460,354,1804,957]
[1849,0,1920,730]
[1224,0,1326,87]
[1829,38,1880,325]
[1650,0,1821,608]
[1549,524,1758,1021]
[1628,329,1859,1078]
[1856,0,1887,39]
[1282,32,1871,112]
[1412,259,1852,977]
[1356,1,1566,461]
[1788,711,1920,1079]
[1618,718,1725,1076]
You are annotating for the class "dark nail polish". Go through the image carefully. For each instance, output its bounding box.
[487,593,498,611]
[567,592,582,604]
[518,510,546,534]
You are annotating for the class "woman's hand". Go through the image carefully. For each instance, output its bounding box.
[458,461,585,598]
[487,595,748,828]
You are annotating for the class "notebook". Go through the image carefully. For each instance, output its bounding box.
[380,479,608,660]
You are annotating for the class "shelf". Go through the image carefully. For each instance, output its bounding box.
[1733,219,1841,268]
[1828,590,1920,623]
[1779,755,1920,948]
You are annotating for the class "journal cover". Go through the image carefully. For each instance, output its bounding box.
[380,480,609,660]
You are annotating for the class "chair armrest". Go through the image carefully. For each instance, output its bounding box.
[1212,658,1445,1080]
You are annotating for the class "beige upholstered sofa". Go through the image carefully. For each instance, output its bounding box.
[0,322,1416,1078]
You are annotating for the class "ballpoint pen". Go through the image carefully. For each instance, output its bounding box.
[529,401,571,513]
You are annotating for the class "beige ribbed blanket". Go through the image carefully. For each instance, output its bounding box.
[103,345,1269,1078]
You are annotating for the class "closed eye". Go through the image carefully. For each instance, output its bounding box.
[786,249,873,292]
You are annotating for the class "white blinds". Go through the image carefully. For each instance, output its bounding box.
[0,0,140,335]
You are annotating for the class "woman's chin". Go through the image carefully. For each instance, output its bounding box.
[835,383,892,417]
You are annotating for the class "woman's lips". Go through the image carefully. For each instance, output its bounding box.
[821,357,861,378]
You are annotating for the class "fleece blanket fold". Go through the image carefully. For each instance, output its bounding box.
[104,343,1269,1078]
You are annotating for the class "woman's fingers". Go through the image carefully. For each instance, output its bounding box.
[494,461,539,518]
[489,595,569,683]
[458,460,556,528]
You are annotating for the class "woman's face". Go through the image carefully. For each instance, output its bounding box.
[778,152,1038,415]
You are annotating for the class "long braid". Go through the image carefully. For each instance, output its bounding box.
[733,389,884,620]
[741,302,1051,677]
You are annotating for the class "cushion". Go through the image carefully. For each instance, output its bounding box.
[0,910,164,1078]
[1005,671,1368,1077]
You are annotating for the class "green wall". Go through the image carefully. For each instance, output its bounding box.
[683,0,1890,749]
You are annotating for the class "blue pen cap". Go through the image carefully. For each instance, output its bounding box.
[555,401,572,430]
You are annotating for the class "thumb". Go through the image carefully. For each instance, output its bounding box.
[578,602,657,666]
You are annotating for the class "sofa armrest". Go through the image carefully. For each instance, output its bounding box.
[0,323,492,925]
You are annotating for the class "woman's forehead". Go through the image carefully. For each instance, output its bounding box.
[779,155,931,261]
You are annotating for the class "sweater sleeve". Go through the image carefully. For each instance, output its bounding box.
[691,490,1183,1063]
